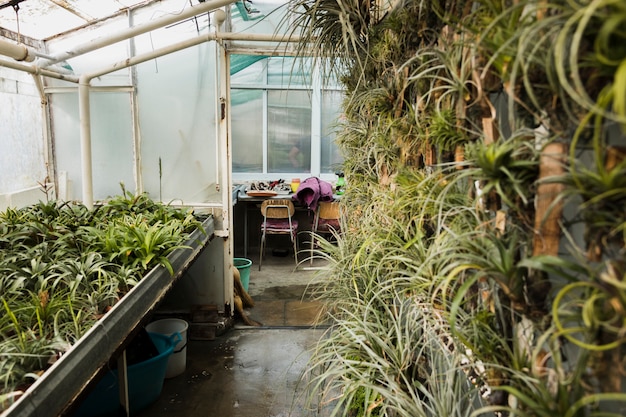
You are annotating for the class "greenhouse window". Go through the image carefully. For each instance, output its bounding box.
[231,56,344,181]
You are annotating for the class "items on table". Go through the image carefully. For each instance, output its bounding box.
[290,178,301,193]
[335,171,345,195]
[247,180,291,193]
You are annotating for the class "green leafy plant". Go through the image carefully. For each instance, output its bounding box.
[284,0,626,414]
[0,193,205,407]
[464,134,539,209]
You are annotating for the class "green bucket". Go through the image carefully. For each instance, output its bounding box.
[234,258,252,292]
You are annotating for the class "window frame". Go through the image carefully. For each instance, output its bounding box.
[231,57,343,183]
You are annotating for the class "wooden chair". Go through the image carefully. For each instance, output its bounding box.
[259,199,299,270]
[310,201,341,265]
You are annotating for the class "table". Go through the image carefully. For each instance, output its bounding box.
[236,191,296,258]
[235,189,342,258]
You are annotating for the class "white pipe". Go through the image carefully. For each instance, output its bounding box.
[223,54,236,316]
[0,38,36,62]
[34,74,54,194]
[35,0,238,68]
[217,32,303,42]
[85,31,302,80]
[214,9,235,316]
[213,29,222,192]
[0,57,79,83]
[78,75,94,209]
[127,11,143,196]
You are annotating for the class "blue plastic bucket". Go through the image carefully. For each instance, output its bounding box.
[73,332,181,417]
[234,258,252,292]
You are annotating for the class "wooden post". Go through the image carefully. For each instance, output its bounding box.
[424,144,436,166]
[605,146,626,171]
[454,144,464,169]
[532,142,567,256]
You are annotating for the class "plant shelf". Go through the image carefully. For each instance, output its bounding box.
[1,215,215,417]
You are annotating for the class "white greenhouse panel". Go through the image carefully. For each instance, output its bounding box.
[0,67,47,198]
[136,43,220,204]
[51,92,135,201]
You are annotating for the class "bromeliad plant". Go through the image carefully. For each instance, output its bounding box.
[0,193,203,410]
[285,0,626,415]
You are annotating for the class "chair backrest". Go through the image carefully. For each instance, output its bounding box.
[261,199,296,219]
[317,201,340,220]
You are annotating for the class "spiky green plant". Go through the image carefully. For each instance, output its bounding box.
[0,193,204,406]
[285,0,626,415]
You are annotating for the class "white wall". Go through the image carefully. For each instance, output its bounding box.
[44,3,221,205]
[0,66,50,208]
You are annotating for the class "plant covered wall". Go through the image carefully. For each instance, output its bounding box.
[0,190,204,411]
[287,0,626,415]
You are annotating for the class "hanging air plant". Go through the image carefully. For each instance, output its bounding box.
[284,0,626,414]
[464,133,539,212]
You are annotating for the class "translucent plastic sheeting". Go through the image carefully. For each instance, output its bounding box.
[51,91,135,201]
[0,0,155,40]
[0,67,48,194]
[136,43,220,204]
[46,4,222,204]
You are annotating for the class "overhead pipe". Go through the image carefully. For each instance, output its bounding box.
[0,57,79,83]
[0,38,36,62]
[86,32,302,80]
[35,0,238,68]
[0,39,78,77]
[216,32,303,42]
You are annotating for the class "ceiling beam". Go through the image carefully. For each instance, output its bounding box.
[47,0,95,22]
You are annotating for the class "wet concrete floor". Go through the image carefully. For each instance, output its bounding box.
[136,253,331,417]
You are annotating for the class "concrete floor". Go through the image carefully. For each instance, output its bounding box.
[135,250,331,417]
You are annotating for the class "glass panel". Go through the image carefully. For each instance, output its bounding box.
[267,90,311,173]
[321,90,345,173]
[232,89,264,173]
[268,57,311,86]
[51,92,134,201]
[231,57,266,84]
[136,45,220,203]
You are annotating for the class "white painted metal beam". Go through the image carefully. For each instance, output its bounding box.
[34,0,238,68]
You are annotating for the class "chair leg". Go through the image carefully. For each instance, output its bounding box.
[259,233,265,271]
[292,233,298,268]
[310,232,314,266]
